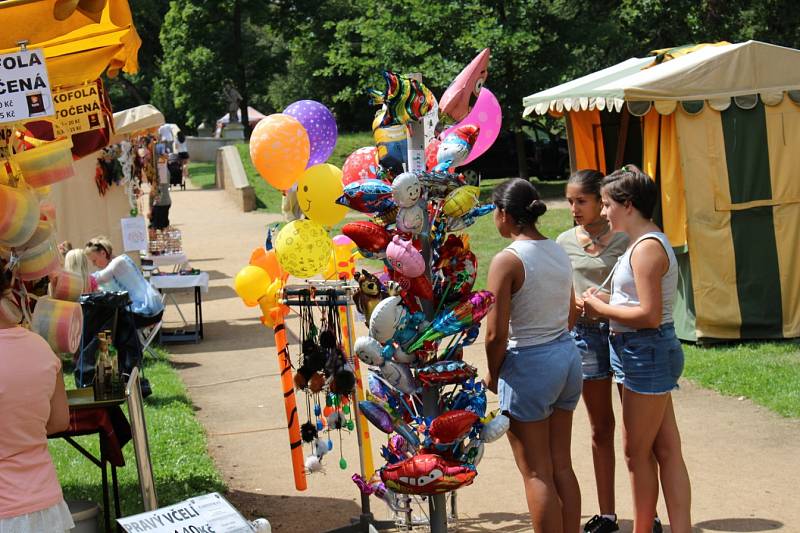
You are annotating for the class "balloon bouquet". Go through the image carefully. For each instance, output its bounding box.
[334,49,513,506]
[1,126,84,355]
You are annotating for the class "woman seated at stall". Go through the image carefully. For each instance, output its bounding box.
[84,236,164,327]
[64,248,99,294]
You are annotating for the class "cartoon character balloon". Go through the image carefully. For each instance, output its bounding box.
[391,172,422,208]
[433,125,479,173]
[296,164,348,227]
[386,236,425,278]
[395,204,425,235]
[439,48,491,122]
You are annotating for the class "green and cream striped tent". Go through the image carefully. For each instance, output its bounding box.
[523,41,800,342]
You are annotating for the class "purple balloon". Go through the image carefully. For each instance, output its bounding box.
[283,100,338,167]
[359,400,394,434]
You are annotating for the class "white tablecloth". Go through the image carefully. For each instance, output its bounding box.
[141,252,188,268]
[150,272,209,293]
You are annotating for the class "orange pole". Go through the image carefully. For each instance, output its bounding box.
[339,304,375,478]
[272,316,307,491]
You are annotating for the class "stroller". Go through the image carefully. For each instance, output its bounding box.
[167,152,185,190]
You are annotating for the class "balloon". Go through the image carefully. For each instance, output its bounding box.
[390,270,434,301]
[234,265,271,307]
[275,219,332,278]
[391,172,422,208]
[296,164,348,227]
[443,185,480,218]
[354,336,385,366]
[481,412,510,443]
[442,88,502,166]
[372,121,408,175]
[358,400,394,433]
[380,454,476,495]
[353,270,385,324]
[369,296,404,343]
[336,179,395,214]
[439,48,491,122]
[429,410,479,445]
[387,235,425,278]
[283,100,338,167]
[395,204,426,235]
[249,248,284,282]
[417,360,478,386]
[342,221,391,253]
[424,139,441,171]
[379,360,416,395]
[258,278,288,328]
[324,234,357,280]
[408,291,496,351]
[369,71,436,127]
[342,147,381,185]
[433,125,479,173]
[463,439,485,466]
[249,113,310,190]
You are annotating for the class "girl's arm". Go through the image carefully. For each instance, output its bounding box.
[46,363,70,435]
[583,239,667,329]
[484,251,517,393]
[92,256,119,285]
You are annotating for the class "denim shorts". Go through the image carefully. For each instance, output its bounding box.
[498,332,583,422]
[571,321,612,381]
[609,323,684,395]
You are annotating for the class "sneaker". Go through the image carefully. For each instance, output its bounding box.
[584,514,619,533]
[652,517,663,533]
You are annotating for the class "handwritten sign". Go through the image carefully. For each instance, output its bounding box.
[121,216,148,252]
[117,493,254,533]
[53,82,104,136]
[0,49,54,123]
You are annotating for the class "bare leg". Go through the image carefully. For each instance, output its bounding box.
[506,416,563,532]
[621,389,669,533]
[653,396,692,533]
[549,408,581,533]
[582,378,616,515]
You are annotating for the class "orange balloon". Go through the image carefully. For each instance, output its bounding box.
[249,248,286,281]
[249,114,310,190]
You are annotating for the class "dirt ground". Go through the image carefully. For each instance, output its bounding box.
[162,184,799,532]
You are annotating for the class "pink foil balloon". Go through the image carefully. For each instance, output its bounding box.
[442,88,502,166]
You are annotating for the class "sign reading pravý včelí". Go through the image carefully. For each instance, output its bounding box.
[117,493,254,533]
[0,49,54,123]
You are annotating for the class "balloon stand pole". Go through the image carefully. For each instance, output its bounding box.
[281,282,396,532]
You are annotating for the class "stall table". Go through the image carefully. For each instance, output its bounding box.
[49,388,131,533]
[149,271,208,343]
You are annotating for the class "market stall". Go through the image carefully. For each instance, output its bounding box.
[523,40,800,342]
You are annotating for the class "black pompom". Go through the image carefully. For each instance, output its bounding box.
[332,369,356,395]
[319,329,337,350]
[297,364,315,382]
[304,347,327,373]
[300,421,318,443]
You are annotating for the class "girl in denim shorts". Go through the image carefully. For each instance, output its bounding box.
[484,178,582,533]
[557,170,629,533]
[583,165,692,533]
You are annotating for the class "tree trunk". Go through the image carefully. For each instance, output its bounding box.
[515,131,529,179]
[232,0,251,138]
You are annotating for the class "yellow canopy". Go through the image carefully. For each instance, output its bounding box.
[0,0,140,87]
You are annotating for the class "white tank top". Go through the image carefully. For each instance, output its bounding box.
[504,239,574,348]
[609,232,678,332]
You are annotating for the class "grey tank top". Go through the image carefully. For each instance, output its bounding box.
[556,228,629,297]
[504,239,574,348]
[609,232,678,332]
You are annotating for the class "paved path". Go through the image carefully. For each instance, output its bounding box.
[163,183,799,532]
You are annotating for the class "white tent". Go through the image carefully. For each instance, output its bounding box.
[51,105,165,254]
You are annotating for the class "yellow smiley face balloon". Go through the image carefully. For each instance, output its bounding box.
[297,163,348,227]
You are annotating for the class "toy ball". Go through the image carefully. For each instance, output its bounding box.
[308,372,326,393]
[300,421,318,443]
[392,172,422,208]
[396,205,425,235]
[314,438,329,457]
[327,411,345,430]
[358,400,394,434]
[354,336,385,366]
[443,186,480,218]
[368,296,404,343]
[305,454,323,473]
[275,219,332,278]
[297,164,348,227]
[342,221,391,253]
[481,412,510,443]
[429,410,479,445]
[386,236,425,278]
[249,113,310,190]
[234,265,271,307]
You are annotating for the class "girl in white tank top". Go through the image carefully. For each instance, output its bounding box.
[582,165,692,533]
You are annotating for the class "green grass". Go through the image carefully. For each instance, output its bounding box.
[479,177,567,201]
[50,347,224,518]
[187,162,217,190]
[682,342,800,417]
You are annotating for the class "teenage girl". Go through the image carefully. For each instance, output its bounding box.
[484,178,582,533]
[556,169,628,533]
[583,165,692,533]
